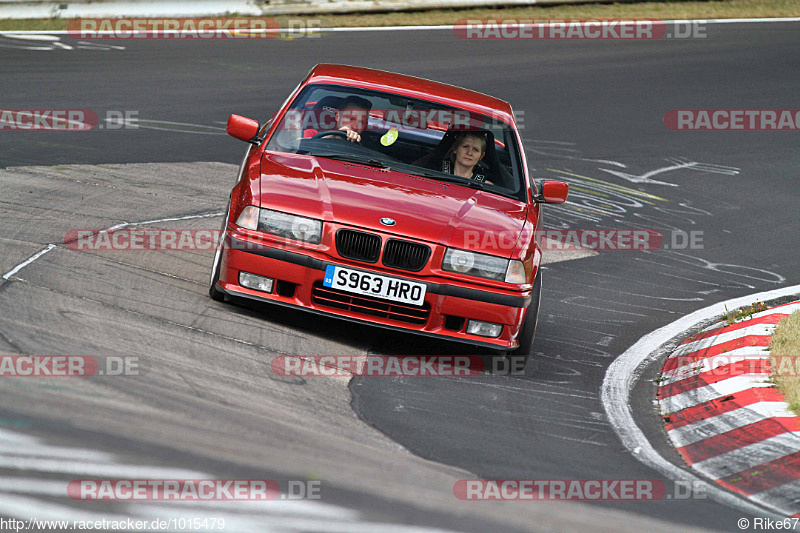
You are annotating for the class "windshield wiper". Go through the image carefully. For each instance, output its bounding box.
[410,171,484,190]
[314,153,485,191]
[313,153,390,169]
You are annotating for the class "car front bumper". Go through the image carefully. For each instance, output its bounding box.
[215,231,532,350]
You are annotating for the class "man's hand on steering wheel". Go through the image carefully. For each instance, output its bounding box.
[338,125,361,143]
[310,127,361,143]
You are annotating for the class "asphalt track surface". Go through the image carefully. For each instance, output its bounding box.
[1,21,800,532]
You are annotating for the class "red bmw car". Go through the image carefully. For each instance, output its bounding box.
[209,64,567,359]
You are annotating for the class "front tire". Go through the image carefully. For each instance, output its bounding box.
[509,268,543,367]
[209,207,229,302]
[209,243,225,302]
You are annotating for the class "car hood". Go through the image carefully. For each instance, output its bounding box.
[257,152,528,256]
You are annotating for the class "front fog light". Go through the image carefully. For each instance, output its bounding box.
[239,271,274,293]
[466,320,503,338]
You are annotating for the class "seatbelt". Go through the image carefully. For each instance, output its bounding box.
[442,159,485,182]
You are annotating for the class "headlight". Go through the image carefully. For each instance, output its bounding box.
[235,205,322,244]
[443,249,508,281]
[442,249,529,284]
[259,208,322,244]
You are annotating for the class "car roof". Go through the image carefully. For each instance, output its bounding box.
[305,64,516,125]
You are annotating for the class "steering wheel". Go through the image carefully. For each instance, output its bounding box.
[310,130,349,140]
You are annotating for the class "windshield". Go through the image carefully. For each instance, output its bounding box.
[264,84,526,201]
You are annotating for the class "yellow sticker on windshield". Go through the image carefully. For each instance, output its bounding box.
[381,128,399,146]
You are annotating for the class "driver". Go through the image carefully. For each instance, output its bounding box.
[442,132,493,184]
[304,96,372,143]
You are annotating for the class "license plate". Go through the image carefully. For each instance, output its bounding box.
[323,265,426,306]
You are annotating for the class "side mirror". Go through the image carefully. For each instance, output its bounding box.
[227,114,260,144]
[534,180,568,204]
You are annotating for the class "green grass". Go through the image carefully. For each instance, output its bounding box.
[770,310,800,414]
[723,301,768,325]
[1,0,799,31]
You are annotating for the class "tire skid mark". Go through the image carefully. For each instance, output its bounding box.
[4,278,293,358]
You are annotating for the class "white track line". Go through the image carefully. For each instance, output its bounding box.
[1,18,799,36]
[0,456,205,477]
[0,442,112,461]
[0,494,141,526]
[1,212,223,281]
[601,283,800,519]
[0,478,68,497]
[133,499,359,517]
[0,426,460,532]
[106,211,224,231]
[2,244,55,280]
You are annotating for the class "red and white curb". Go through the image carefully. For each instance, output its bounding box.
[658,300,800,516]
[602,285,800,520]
